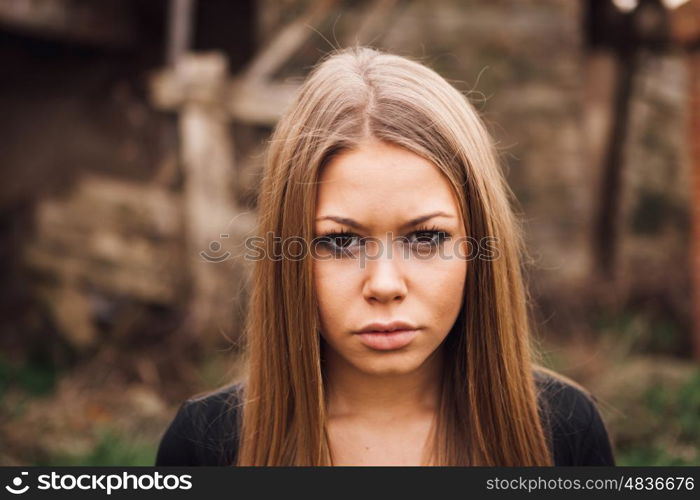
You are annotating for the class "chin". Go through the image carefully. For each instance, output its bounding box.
[352,352,428,377]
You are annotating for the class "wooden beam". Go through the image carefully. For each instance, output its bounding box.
[343,0,400,47]
[227,79,300,126]
[240,0,337,82]
[150,58,301,126]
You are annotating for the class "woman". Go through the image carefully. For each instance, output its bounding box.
[155,47,615,466]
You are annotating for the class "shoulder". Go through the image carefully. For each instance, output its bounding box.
[155,382,244,466]
[534,368,616,466]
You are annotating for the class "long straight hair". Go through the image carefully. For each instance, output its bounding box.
[237,46,554,465]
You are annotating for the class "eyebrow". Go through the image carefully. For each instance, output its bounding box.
[315,211,454,231]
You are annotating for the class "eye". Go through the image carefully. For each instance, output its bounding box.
[315,230,364,257]
[406,225,451,247]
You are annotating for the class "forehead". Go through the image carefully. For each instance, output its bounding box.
[316,141,460,220]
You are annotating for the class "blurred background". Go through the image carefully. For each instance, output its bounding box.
[0,0,698,466]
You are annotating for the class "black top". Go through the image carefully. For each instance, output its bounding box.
[155,371,615,466]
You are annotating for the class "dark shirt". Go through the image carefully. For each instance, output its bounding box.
[155,371,615,466]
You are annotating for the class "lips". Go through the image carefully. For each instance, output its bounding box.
[355,320,420,350]
[356,320,418,334]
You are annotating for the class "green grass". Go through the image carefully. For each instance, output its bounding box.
[617,446,697,466]
[37,428,157,466]
[0,354,160,466]
[593,308,687,357]
[0,353,59,400]
[616,369,700,466]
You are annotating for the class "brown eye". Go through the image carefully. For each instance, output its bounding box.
[330,234,357,248]
[408,230,450,246]
[322,233,358,248]
[317,232,363,256]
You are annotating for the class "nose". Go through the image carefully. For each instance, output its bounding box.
[362,240,407,304]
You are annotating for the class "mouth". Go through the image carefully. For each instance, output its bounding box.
[354,328,420,351]
[356,320,418,334]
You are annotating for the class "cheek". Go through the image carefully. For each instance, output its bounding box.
[313,260,358,335]
[410,245,467,326]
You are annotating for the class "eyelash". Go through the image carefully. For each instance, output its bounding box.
[315,224,452,256]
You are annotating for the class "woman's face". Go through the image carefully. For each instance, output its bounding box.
[313,140,468,376]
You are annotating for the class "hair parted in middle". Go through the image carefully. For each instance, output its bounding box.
[237,46,554,466]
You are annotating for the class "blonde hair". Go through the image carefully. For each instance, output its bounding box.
[237,46,554,465]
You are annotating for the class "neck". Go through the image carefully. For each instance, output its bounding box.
[323,344,444,421]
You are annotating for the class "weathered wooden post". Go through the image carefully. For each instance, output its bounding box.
[669,0,700,360]
[151,52,255,343]
[692,49,700,360]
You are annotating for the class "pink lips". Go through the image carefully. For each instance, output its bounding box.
[355,321,420,351]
